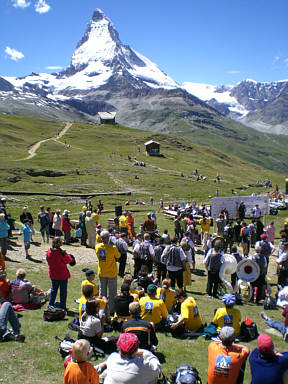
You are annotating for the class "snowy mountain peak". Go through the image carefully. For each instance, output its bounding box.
[91,8,108,22]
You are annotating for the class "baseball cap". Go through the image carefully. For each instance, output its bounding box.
[82,205,87,211]
[260,233,267,239]
[258,334,274,355]
[84,269,95,277]
[63,209,70,214]
[117,333,139,354]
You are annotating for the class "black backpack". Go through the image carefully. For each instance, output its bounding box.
[43,307,66,322]
[140,242,152,261]
[240,319,259,341]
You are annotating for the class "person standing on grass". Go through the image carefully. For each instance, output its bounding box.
[38,205,50,244]
[22,219,33,259]
[79,206,88,247]
[52,209,62,237]
[62,210,71,245]
[240,222,250,257]
[162,236,186,289]
[203,240,224,298]
[208,326,249,384]
[20,206,34,241]
[46,237,74,310]
[85,211,96,249]
[95,230,120,316]
[0,213,9,261]
[266,221,275,244]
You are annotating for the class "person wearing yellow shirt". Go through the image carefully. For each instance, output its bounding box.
[199,215,211,247]
[92,209,99,224]
[79,284,107,318]
[96,225,102,243]
[139,284,168,330]
[118,211,128,235]
[212,293,241,337]
[81,269,99,297]
[170,289,203,332]
[156,278,176,312]
[95,230,120,316]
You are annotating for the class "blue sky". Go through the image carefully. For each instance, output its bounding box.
[1,0,288,85]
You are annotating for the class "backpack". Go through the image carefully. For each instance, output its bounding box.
[166,313,185,337]
[140,242,152,261]
[39,213,49,228]
[166,246,182,269]
[154,244,165,264]
[263,295,276,310]
[171,364,202,384]
[260,240,272,257]
[56,334,76,357]
[240,318,258,341]
[207,251,222,273]
[43,307,66,322]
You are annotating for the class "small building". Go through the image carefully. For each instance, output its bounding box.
[144,140,161,156]
[98,112,116,125]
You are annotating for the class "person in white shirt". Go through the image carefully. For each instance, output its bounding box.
[99,332,161,384]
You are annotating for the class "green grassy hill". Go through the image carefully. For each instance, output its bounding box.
[0,114,285,207]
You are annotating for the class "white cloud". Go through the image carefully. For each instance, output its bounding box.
[45,66,63,71]
[34,0,51,14]
[11,0,31,8]
[227,70,240,75]
[5,46,24,61]
[284,58,288,66]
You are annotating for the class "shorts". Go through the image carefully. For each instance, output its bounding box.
[24,242,30,250]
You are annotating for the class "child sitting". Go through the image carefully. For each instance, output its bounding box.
[156,278,176,312]
[63,339,99,384]
[0,269,11,301]
[133,264,157,292]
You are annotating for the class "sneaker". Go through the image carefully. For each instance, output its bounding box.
[261,312,270,322]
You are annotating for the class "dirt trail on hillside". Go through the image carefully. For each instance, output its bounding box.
[22,122,73,160]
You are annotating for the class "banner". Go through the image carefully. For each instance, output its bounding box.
[211,195,269,219]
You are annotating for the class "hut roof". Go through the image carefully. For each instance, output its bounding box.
[144,140,160,146]
[98,112,116,119]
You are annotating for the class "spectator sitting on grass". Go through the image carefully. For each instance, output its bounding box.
[212,293,241,337]
[97,333,161,384]
[0,268,10,301]
[79,284,107,319]
[0,294,25,342]
[122,302,158,351]
[64,339,99,384]
[10,268,46,305]
[208,326,249,384]
[170,289,203,333]
[249,333,288,384]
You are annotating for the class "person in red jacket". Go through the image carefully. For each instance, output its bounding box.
[62,210,72,245]
[46,237,74,310]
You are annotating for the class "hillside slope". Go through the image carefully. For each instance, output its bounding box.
[0,114,283,202]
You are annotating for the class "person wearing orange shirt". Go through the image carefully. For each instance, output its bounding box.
[127,211,135,241]
[208,326,249,384]
[64,339,99,384]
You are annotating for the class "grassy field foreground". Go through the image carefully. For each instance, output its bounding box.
[1,210,288,384]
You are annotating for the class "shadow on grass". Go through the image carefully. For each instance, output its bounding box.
[26,256,42,263]
[191,269,206,276]
[154,351,166,364]
[4,256,20,263]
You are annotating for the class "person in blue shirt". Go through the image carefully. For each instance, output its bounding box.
[22,219,33,259]
[0,213,10,260]
[249,333,288,384]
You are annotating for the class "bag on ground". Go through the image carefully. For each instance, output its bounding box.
[43,307,66,321]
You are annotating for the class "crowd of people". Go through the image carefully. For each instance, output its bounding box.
[1,196,288,383]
